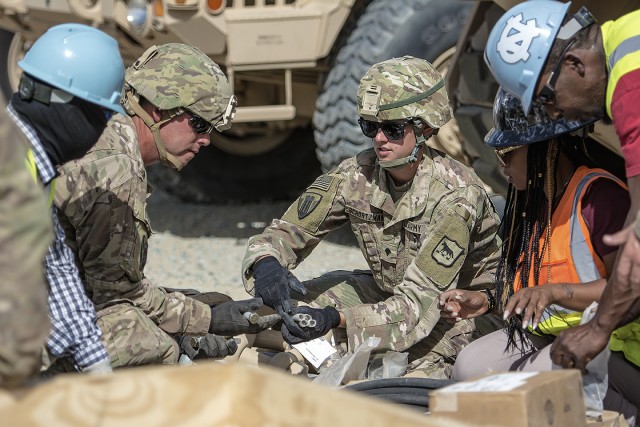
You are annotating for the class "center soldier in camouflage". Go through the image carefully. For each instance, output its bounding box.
[54,43,276,368]
[242,56,502,378]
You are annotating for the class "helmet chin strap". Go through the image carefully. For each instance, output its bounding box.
[378,126,434,170]
[125,92,184,171]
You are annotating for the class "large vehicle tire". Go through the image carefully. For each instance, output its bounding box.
[0,29,320,204]
[0,29,25,105]
[313,0,472,172]
[147,126,321,203]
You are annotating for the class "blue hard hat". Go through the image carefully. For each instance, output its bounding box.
[485,88,596,148]
[18,23,125,114]
[484,0,571,115]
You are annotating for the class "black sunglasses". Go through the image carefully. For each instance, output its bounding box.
[358,118,411,140]
[188,112,214,135]
[537,39,576,105]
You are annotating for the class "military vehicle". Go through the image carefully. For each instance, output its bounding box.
[0,0,633,202]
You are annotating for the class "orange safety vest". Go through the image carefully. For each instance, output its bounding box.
[513,166,626,336]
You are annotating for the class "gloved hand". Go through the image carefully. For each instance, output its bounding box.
[179,334,238,360]
[252,256,307,314]
[281,306,341,345]
[209,297,280,336]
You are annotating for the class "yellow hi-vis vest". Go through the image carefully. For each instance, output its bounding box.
[601,9,640,119]
[599,11,640,367]
[25,149,55,207]
[515,168,625,336]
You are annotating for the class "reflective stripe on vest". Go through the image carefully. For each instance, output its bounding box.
[516,167,626,336]
[601,9,640,118]
[25,149,55,207]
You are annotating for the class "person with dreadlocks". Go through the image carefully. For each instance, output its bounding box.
[439,88,640,421]
[484,2,640,374]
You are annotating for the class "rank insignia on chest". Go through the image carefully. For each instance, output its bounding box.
[432,236,464,267]
[297,192,323,220]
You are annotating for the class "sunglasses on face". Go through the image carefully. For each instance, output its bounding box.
[536,39,576,105]
[495,145,524,167]
[358,118,411,140]
[187,112,214,135]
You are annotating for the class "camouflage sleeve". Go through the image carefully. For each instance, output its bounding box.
[457,191,502,292]
[241,172,350,294]
[119,278,211,335]
[341,185,501,351]
[55,155,210,335]
[0,114,52,387]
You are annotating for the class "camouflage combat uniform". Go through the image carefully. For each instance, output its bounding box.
[243,55,502,378]
[54,114,211,368]
[0,110,52,386]
[53,43,235,368]
[243,148,501,377]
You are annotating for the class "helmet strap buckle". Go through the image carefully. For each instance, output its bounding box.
[379,125,431,170]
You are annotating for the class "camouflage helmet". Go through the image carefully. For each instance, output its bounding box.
[356,55,452,128]
[485,87,596,148]
[122,43,236,131]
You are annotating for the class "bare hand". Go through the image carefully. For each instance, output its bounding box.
[603,223,640,293]
[550,322,610,373]
[503,286,556,330]
[439,289,488,323]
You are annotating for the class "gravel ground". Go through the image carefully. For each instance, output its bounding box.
[145,188,369,300]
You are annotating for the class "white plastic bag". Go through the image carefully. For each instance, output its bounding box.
[313,337,381,387]
[367,351,409,380]
[579,302,610,418]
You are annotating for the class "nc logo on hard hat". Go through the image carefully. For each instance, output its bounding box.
[496,13,543,64]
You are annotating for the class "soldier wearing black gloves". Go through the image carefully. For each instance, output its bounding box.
[251,257,341,345]
[209,297,280,336]
[252,256,307,315]
[280,306,341,344]
[242,57,502,379]
[178,334,238,360]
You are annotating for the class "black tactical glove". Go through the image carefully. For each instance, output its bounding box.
[209,298,280,336]
[179,334,238,360]
[280,306,341,345]
[252,256,307,314]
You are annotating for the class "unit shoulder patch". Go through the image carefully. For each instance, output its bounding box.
[281,173,342,234]
[297,191,323,220]
[431,236,463,267]
[414,214,470,290]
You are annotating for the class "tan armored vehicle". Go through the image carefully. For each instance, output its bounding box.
[0,0,634,201]
[0,0,473,202]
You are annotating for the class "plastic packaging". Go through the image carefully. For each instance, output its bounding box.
[367,351,409,380]
[580,302,610,418]
[313,337,381,387]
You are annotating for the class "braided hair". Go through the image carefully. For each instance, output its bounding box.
[494,139,561,352]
